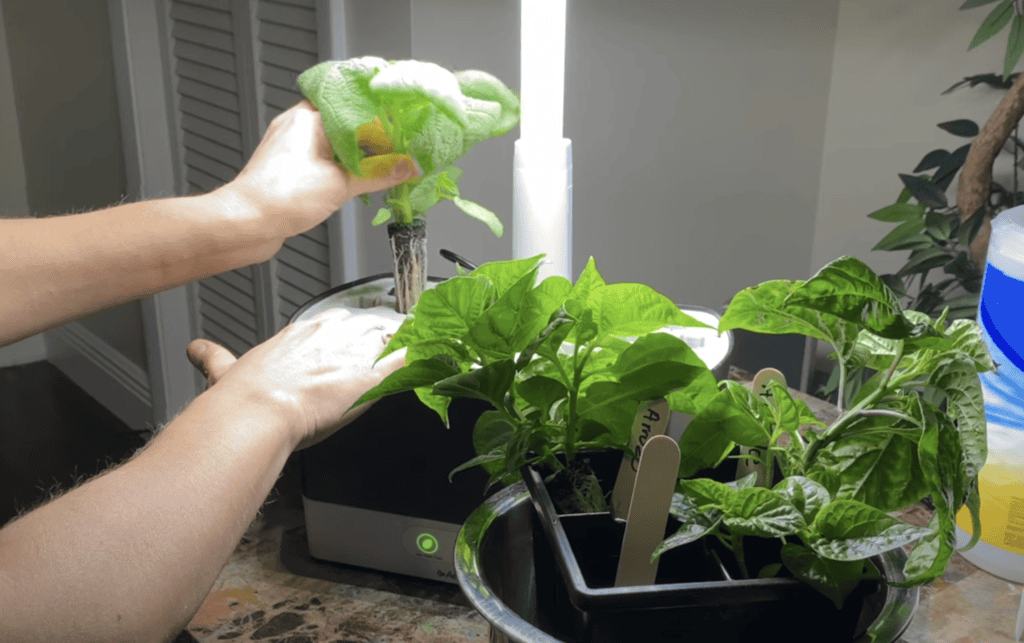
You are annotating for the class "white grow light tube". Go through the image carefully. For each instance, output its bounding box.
[514,0,573,280]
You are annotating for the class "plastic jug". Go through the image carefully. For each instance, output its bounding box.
[954,205,1024,583]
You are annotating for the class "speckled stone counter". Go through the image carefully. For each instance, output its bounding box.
[182,378,1023,643]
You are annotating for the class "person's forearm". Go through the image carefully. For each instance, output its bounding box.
[0,389,297,643]
[0,188,277,347]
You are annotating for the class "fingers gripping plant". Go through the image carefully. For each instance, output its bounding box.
[298,58,520,312]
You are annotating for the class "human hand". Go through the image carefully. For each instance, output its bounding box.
[221,100,419,243]
[185,308,406,451]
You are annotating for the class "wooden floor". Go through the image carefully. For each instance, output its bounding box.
[0,360,147,527]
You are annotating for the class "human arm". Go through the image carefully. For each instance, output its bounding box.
[0,308,405,642]
[0,100,417,347]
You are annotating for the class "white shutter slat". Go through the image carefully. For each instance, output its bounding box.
[285,230,328,259]
[182,131,244,168]
[264,85,300,111]
[260,43,317,74]
[186,167,222,194]
[202,320,252,359]
[278,280,312,309]
[301,222,329,245]
[185,149,238,184]
[258,2,316,30]
[169,2,233,32]
[198,290,258,336]
[260,64,297,92]
[177,77,240,112]
[259,21,316,53]
[179,96,241,131]
[173,40,236,74]
[264,0,315,10]
[278,262,330,299]
[176,59,239,93]
[172,21,234,53]
[209,269,255,298]
[278,244,331,284]
[181,113,243,151]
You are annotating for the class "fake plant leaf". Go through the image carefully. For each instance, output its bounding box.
[960,0,1002,8]
[780,543,869,610]
[350,355,461,408]
[960,206,987,246]
[867,202,927,223]
[969,0,1015,51]
[470,254,543,299]
[786,256,938,341]
[913,149,950,174]
[805,414,930,513]
[898,174,948,209]
[937,119,980,138]
[933,145,972,191]
[433,359,515,410]
[1006,14,1024,79]
[897,247,951,278]
[451,197,504,237]
[722,487,805,538]
[925,210,955,240]
[811,498,932,561]
[454,69,521,136]
[720,280,859,361]
[773,476,831,523]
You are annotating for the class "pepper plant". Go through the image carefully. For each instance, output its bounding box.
[298,57,519,312]
[351,253,992,611]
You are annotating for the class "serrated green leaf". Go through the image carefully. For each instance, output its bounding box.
[969,0,1015,50]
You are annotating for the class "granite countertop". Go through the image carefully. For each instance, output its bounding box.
[181,373,1023,643]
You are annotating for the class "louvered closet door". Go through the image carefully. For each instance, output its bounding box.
[168,0,266,358]
[254,0,333,329]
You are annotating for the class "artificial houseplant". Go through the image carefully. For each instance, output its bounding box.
[352,253,993,632]
[298,57,520,313]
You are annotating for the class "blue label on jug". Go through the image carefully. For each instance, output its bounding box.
[979,263,1024,432]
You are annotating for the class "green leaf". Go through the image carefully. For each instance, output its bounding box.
[773,476,831,523]
[676,477,738,507]
[470,255,543,298]
[372,207,393,225]
[454,69,521,136]
[867,203,926,223]
[433,359,514,409]
[897,247,951,278]
[449,450,505,482]
[1006,14,1024,78]
[807,416,930,512]
[811,499,932,560]
[872,218,929,252]
[891,512,957,586]
[723,488,805,538]
[937,119,981,138]
[369,59,469,127]
[968,0,1015,50]
[786,256,937,340]
[589,283,712,339]
[451,197,504,237]
[407,172,446,212]
[780,543,868,610]
[676,387,767,476]
[899,174,948,208]
[656,493,723,558]
[580,361,714,414]
[351,355,461,408]
[929,356,988,476]
[958,483,983,551]
[412,275,491,341]
[516,375,568,417]
[407,107,465,175]
[469,269,570,357]
[913,149,950,173]
[472,410,516,460]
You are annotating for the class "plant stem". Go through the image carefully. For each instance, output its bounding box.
[732,534,749,579]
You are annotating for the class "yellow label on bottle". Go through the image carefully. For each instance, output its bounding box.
[956,459,1024,556]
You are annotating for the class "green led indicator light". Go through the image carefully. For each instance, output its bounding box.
[416,532,439,555]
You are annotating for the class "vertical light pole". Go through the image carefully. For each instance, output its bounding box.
[514,0,573,280]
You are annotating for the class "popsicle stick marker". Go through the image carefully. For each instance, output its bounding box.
[736,368,786,486]
[611,399,670,520]
[614,434,681,587]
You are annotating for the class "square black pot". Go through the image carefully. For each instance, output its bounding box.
[523,465,883,643]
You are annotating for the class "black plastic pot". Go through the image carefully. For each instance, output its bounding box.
[523,465,906,643]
